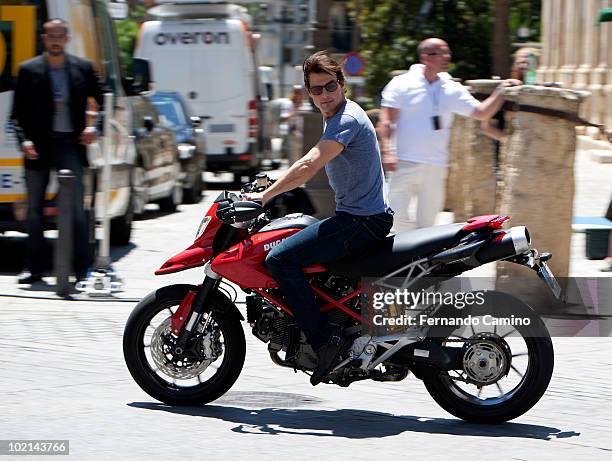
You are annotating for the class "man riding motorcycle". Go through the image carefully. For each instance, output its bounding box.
[246,51,393,385]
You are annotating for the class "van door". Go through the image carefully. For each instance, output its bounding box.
[131,95,177,201]
[189,21,249,157]
[53,0,133,218]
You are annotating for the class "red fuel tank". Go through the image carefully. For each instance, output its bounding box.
[211,228,326,288]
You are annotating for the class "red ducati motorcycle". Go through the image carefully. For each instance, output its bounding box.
[123,175,561,423]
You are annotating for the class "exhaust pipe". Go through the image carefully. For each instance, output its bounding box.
[475,226,531,264]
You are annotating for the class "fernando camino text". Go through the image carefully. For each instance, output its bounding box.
[372,314,531,327]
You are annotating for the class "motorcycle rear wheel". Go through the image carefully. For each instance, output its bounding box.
[422,291,554,424]
[123,284,246,406]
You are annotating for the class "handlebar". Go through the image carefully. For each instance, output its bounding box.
[215,173,274,227]
[216,200,265,225]
[240,173,275,196]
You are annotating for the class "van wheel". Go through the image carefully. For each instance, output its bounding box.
[132,166,147,217]
[110,196,133,246]
[158,184,183,212]
[183,173,204,204]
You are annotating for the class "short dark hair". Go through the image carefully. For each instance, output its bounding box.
[302,51,345,89]
[43,18,69,35]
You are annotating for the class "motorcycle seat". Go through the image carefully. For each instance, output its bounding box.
[326,223,467,278]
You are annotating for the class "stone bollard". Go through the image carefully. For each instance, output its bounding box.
[463,80,501,217]
[300,108,336,219]
[445,115,469,219]
[55,169,75,297]
[446,80,500,221]
[496,86,589,308]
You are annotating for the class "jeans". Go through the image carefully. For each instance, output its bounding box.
[25,134,90,276]
[265,210,393,349]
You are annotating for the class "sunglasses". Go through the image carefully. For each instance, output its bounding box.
[309,80,339,96]
[43,33,67,40]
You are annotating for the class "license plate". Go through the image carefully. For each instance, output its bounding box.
[538,262,562,299]
[209,124,235,133]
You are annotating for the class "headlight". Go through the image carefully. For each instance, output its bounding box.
[178,143,196,159]
[195,216,211,239]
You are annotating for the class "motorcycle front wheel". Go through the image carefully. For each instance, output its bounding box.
[123,284,246,406]
[422,291,554,424]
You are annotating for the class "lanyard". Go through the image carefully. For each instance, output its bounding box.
[430,80,440,115]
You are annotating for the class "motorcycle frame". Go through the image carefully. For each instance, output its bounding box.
[334,244,545,373]
[252,284,366,325]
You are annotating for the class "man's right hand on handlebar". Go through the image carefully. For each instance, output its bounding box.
[243,191,268,205]
[242,174,275,204]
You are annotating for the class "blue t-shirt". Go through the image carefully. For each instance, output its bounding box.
[321,99,388,215]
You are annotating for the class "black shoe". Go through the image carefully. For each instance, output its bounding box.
[310,330,351,386]
[17,272,43,284]
[73,273,87,288]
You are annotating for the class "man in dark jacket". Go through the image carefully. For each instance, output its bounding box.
[11,18,106,284]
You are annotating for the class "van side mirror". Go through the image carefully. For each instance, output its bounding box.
[190,116,202,127]
[131,58,152,95]
[143,115,154,132]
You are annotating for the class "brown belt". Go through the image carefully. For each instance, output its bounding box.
[471,92,608,139]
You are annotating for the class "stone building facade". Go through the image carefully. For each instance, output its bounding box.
[537,0,612,138]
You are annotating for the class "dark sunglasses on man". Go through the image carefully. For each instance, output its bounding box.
[309,80,339,96]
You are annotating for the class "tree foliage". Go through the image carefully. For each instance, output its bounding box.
[349,0,540,102]
[114,6,146,76]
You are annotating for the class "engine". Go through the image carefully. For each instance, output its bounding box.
[246,293,288,347]
[244,275,363,371]
[313,273,362,324]
[245,292,327,371]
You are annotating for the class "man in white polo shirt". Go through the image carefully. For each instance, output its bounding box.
[380,37,520,231]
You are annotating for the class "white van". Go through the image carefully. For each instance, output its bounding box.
[135,2,267,181]
[0,0,139,245]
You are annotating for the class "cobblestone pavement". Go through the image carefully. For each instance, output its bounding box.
[0,150,610,460]
[0,300,610,460]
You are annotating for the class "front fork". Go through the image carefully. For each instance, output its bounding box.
[173,225,238,353]
[174,262,221,353]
